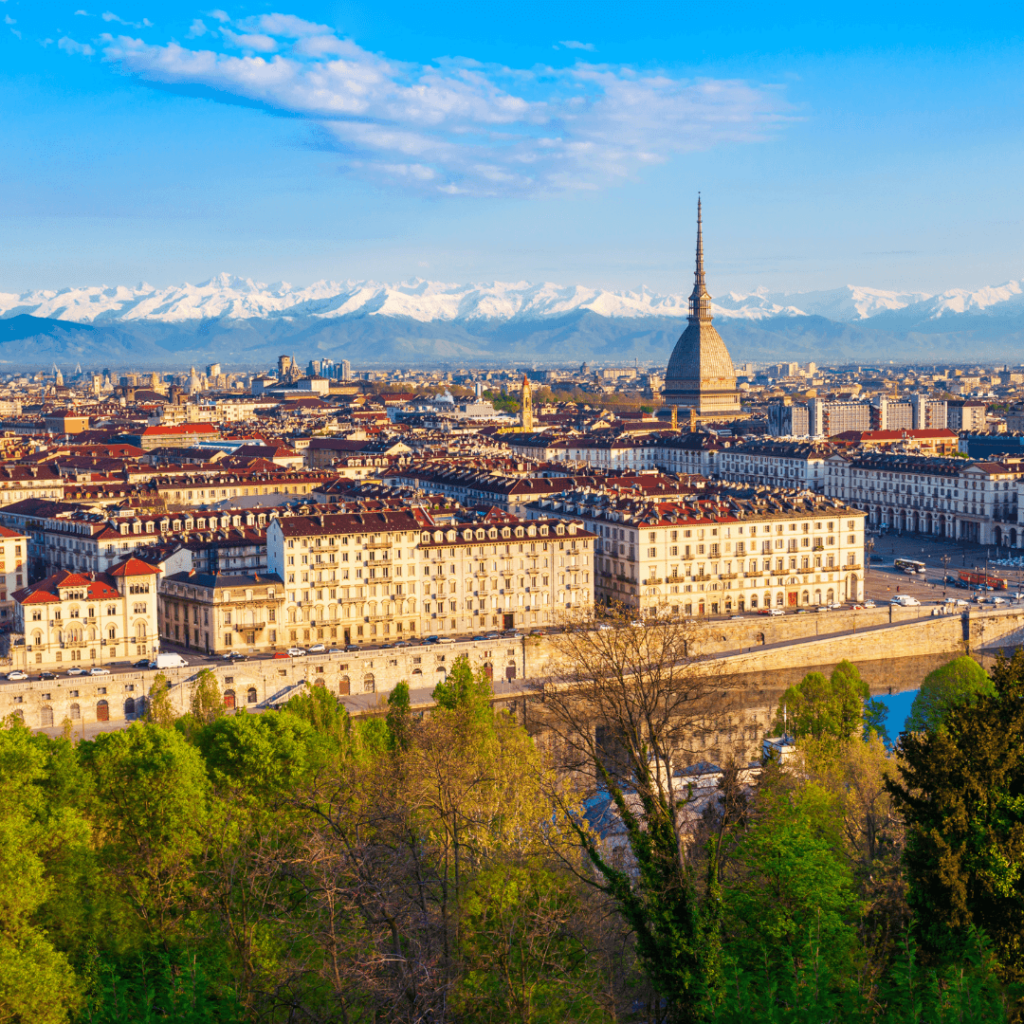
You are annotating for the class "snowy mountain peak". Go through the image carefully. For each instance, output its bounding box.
[1,277,1021,326]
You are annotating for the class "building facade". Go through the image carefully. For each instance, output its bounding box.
[159,572,286,655]
[528,490,866,615]
[12,556,160,671]
[266,509,595,645]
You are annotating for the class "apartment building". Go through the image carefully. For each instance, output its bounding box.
[714,441,831,492]
[0,500,282,580]
[12,556,160,672]
[0,464,63,508]
[528,489,866,616]
[159,571,287,655]
[823,452,1024,544]
[0,526,27,624]
[266,508,595,645]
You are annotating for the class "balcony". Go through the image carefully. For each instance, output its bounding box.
[744,571,763,578]
[642,577,663,586]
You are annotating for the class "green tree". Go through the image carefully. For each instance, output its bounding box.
[906,655,994,734]
[146,674,175,727]
[723,780,862,989]
[432,654,492,715]
[385,680,412,752]
[775,660,880,742]
[82,724,210,939]
[887,650,1024,982]
[0,721,85,1024]
[189,670,224,725]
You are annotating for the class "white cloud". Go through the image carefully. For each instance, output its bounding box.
[93,13,791,197]
[40,37,54,46]
[220,29,278,53]
[5,14,14,23]
[59,36,95,55]
[102,11,152,28]
[558,40,595,51]
[187,18,206,38]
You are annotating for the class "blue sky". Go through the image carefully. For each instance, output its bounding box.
[1,1,1022,297]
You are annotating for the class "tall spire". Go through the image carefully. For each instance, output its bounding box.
[688,196,713,322]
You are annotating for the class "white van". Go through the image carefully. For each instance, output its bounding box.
[891,595,921,607]
[149,653,187,669]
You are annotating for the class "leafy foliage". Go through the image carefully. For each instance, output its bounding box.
[906,655,994,734]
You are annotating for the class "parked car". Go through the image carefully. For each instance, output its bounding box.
[436,637,455,645]
[597,623,613,631]
[40,671,56,680]
[286,647,306,656]
[6,671,27,681]
[307,643,326,653]
[67,667,86,676]
[863,600,876,608]
[89,667,111,676]
[766,608,783,616]
[133,659,151,668]
[328,647,343,654]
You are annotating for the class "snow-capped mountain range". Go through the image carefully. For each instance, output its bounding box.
[1,274,1022,325]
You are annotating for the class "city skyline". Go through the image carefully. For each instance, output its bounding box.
[0,1,1021,298]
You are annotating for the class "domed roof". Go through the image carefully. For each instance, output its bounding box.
[665,320,737,387]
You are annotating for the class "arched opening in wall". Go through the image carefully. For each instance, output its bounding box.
[314,675,325,688]
[482,662,493,681]
[69,703,81,721]
[775,593,784,607]
[11,709,23,722]
[247,687,257,704]
[362,674,375,694]
[849,573,859,600]
[124,697,136,718]
[801,590,809,605]
[737,598,745,612]
[814,589,822,605]
[826,589,835,605]
[411,668,422,678]
[223,689,236,710]
[96,700,109,722]
[750,595,759,609]
[506,662,517,681]
[338,675,350,695]
[40,706,54,728]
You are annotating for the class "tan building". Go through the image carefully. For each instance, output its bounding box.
[0,465,64,508]
[159,571,286,654]
[12,556,161,671]
[530,490,866,615]
[267,509,595,646]
[0,525,27,626]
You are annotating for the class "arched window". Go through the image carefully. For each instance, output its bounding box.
[338,675,350,695]
[223,689,236,710]
[775,592,784,607]
[40,706,54,728]
[750,595,759,609]
[69,703,81,721]
[124,697,136,717]
[134,621,147,640]
[826,589,835,605]
[247,687,258,704]
[96,700,109,722]
[801,591,809,605]
[362,674,375,694]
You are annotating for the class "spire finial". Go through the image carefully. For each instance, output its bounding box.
[688,195,711,321]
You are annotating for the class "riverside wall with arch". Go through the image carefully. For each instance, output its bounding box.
[4,606,1024,734]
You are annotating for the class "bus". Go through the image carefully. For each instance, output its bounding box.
[894,558,926,575]
[956,570,1008,591]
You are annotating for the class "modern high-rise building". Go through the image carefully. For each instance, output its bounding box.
[662,200,741,417]
[341,359,352,381]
